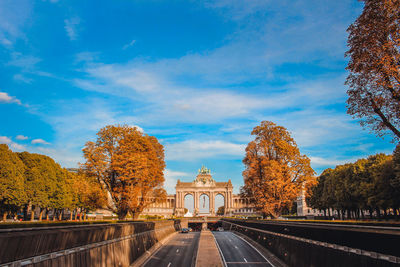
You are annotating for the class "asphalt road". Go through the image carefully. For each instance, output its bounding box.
[142,232,200,267]
[213,231,273,267]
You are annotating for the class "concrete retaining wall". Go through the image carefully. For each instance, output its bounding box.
[0,220,180,267]
[222,220,400,267]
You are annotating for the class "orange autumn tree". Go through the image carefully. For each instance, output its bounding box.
[241,121,315,218]
[81,125,166,219]
[346,0,400,140]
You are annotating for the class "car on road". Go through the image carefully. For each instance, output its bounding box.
[217,227,224,231]
[181,228,189,233]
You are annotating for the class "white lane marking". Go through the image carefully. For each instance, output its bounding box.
[233,232,275,267]
[176,249,179,253]
[212,233,228,267]
[244,257,247,262]
[167,262,171,267]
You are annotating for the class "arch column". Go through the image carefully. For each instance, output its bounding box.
[210,192,214,215]
[194,192,199,215]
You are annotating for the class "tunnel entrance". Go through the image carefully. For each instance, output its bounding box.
[188,223,202,231]
[187,221,222,231]
[207,222,222,231]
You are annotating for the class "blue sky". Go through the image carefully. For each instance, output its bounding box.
[0,0,396,194]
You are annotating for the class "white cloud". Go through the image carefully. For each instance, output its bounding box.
[75,52,98,63]
[309,156,350,167]
[0,136,12,144]
[0,136,25,150]
[0,1,31,47]
[8,52,41,69]
[13,74,32,83]
[0,91,21,104]
[0,35,12,46]
[164,169,191,194]
[64,17,80,41]
[7,52,53,79]
[166,140,246,161]
[16,135,28,140]
[31,138,50,145]
[122,39,136,50]
[75,64,268,124]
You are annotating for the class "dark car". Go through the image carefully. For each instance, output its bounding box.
[181,228,189,233]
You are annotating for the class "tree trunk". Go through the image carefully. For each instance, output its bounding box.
[369,93,400,139]
[39,209,44,221]
[70,211,73,221]
[74,210,78,221]
[376,208,381,219]
[117,209,129,220]
[52,209,57,221]
[2,211,8,221]
[23,204,29,221]
[58,210,62,221]
[133,212,141,220]
[30,209,35,221]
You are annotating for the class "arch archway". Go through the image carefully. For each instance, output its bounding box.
[214,194,225,215]
[198,194,210,214]
[184,193,194,215]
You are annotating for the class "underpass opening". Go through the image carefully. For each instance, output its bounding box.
[188,223,202,231]
[207,221,222,231]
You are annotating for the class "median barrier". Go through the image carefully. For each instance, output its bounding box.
[222,219,400,267]
[0,220,180,267]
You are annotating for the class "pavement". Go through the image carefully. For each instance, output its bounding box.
[141,231,200,267]
[213,231,274,267]
[196,230,223,267]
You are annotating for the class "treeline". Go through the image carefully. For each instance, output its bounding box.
[308,146,400,219]
[0,144,106,221]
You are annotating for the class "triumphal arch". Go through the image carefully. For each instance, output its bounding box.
[174,166,234,216]
[140,166,256,218]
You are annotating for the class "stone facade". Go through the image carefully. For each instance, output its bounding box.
[141,166,257,218]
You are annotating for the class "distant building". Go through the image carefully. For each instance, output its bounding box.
[140,166,259,218]
[296,193,324,217]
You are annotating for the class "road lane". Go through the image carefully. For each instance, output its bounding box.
[213,231,273,267]
[142,232,200,267]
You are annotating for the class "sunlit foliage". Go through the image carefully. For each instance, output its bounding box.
[81,125,166,219]
[241,121,316,218]
[346,0,400,140]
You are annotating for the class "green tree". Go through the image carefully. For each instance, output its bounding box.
[0,144,26,221]
[17,152,56,220]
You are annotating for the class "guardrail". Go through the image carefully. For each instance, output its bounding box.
[223,219,400,257]
[222,219,400,267]
[0,220,180,267]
